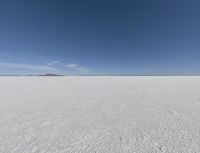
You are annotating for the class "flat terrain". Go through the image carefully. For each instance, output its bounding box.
[1,76,200,153]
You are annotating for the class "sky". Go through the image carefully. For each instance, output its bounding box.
[0,0,200,75]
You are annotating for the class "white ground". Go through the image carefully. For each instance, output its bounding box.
[0,76,200,153]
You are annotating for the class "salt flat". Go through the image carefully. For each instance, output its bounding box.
[0,76,200,153]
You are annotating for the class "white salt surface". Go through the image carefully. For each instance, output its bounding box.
[0,76,200,153]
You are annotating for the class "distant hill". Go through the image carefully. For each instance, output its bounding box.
[39,74,64,76]
[0,74,64,76]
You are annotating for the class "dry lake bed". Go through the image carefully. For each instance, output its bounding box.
[1,76,200,153]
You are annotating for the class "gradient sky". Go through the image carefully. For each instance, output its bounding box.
[0,0,200,75]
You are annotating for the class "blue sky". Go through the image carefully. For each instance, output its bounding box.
[0,0,200,75]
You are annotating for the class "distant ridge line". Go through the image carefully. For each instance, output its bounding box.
[0,74,200,76]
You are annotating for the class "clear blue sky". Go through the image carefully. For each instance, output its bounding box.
[0,0,200,75]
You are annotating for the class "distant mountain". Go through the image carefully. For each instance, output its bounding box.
[0,74,64,76]
[39,74,64,76]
